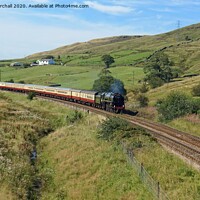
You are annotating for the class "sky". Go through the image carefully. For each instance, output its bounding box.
[0,0,200,60]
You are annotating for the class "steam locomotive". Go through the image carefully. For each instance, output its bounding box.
[0,82,125,113]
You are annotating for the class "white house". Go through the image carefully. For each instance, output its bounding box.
[37,58,55,65]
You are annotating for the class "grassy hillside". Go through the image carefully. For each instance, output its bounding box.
[1,91,200,200]
[126,75,200,137]
[0,91,153,199]
[28,23,200,58]
[21,23,200,74]
[1,23,200,74]
[147,76,200,104]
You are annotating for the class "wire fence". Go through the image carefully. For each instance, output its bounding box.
[121,142,170,200]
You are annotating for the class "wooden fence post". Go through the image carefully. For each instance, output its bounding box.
[157,181,160,199]
[140,163,144,179]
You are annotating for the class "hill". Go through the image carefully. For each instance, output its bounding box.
[25,23,200,74]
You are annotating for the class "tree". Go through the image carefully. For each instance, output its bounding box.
[44,55,54,59]
[156,91,193,121]
[101,54,115,68]
[93,75,115,92]
[92,75,126,95]
[144,52,173,88]
[98,68,111,77]
[146,76,164,88]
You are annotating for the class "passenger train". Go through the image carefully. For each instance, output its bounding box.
[0,82,125,113]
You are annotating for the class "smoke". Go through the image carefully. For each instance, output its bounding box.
[110,79,126,95]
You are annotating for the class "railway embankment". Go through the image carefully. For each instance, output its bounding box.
[1,91,200,200]
[0,92,55,199]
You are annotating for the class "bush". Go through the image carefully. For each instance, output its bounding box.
[97,117,151,149]
[18,80,25,84]
[139,83,149,93]
[27,92,36,100]
[192,83,200,96]
[191,98,200,114]
[148,77,164,88]
[67,110,83,123]
[97,117,132,141]
[156,91,193,121]
[136,94,149,107]
[6,79,14,83]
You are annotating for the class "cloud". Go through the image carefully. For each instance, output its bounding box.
[84,1,133,15]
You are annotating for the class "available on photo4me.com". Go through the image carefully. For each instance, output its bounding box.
[0,3,89,9]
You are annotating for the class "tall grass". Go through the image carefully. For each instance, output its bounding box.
[1,91,200,200]
[38,115,153,200]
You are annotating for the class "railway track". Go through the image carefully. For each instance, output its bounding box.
[37,96,200,168]
[3,91,200,168]
[122,114,200,165]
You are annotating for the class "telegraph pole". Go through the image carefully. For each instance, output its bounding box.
[0,69,1,82]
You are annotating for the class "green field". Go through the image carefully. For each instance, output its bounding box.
[59,50,152,67]
[0,65,144,90]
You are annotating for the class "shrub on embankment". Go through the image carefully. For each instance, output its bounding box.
[97,117,156,151]
[156,91,200,121]
[192,82,200,97]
